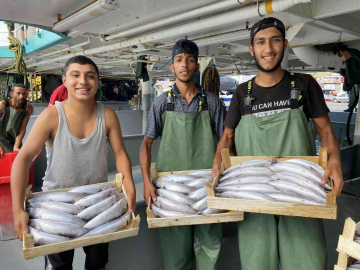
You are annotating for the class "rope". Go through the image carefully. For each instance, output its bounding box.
[201,62,220,96]
[5,22,27,85]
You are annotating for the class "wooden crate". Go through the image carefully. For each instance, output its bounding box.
[23,173,140,260]
[146,167,244,228]
[334,218,360,269]
[206,147,337,220]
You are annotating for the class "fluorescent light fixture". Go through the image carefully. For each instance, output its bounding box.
[53,0,120,33]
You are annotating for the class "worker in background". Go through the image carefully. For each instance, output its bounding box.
[212,17,343,270]
[11,56,136,270]
[140,39,227,270]
[0,83,33,157]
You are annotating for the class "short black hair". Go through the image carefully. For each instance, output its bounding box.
[11,83,27,92]
[63,55,99,77]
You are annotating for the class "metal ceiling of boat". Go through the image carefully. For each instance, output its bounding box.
[0,0,360,79]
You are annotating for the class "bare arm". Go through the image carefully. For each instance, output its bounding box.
[14,104,33,151]
[212,127,236,180]
[105,107,136,213]
[11,107,56,240]
[140,136,156,206]
[312,115,343,196]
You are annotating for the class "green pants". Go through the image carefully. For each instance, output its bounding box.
[238,213,327,270]
[159,224,223,270]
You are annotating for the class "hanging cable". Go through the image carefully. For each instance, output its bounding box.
[5,22,27,85]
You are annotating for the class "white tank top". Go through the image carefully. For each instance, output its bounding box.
[42,101,108,191]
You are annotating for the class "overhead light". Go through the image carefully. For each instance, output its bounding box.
[53,0,120,33]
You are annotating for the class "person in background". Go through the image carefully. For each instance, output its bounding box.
[0,83,33,157]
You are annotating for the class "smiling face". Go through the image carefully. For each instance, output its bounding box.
[62,63,99,101]
[249,27,288,73]
[170,53,199,83]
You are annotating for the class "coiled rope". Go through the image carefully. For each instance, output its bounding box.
[5,22,27,84]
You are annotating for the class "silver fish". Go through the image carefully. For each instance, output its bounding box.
[156,189,197,206]
[348,266,360,270]
[192,197,208,212]
[218,191,276,201]
[84,198,127,230]
[151,204,194,218]
[68,183,114,194]
[217,176,272,187]
[270,163,331,190]
[222,159,273,175]
[185,178,210,189]
[28,192,87,204]
[29,219,89,238]
[79,212,130,239]
[28,208,85,226]
[156,174,202,184]
[269,180,326,204]
[202,208,225,215]
[215,183,279,194]
[220,167,274,181]
[77,194,119,221]
[187,170,212,177]
[284,159,324,176]
[154,180,195,195]
[266,192,319,205]
[27,202,85,215]
[74,188,121,207]
[28,226,70,246]
[154,197,197,214]
[271,172,326,198]
[188,187,207,201]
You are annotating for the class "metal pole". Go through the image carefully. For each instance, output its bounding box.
[141,73,152,134]
[353,99,360,177]
[29,74,34,102]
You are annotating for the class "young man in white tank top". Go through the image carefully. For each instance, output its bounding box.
[10,56,136,270]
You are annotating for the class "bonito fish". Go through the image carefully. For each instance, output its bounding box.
[222,159,273,175]
[28,208,85,226]
[271,172,326,198]
[269,180,326,204]
[220,167,274,182]
[266,192,319,205]
[185,178,210,189]
[28,226,70,246]
[27,202,85,215]
[192,197,208,212]
[84,197,127,230]
[270,163,331,190]
[29,219,89,238]
[156,189,197,206]
[188,187,207,201]
[74,188,121,207]
[154,197,197,214]
[77,194,119,221]
[215,183,279,194]
[218,191,276,201]
[154,179,195,195]
[69,183,114,194]
[217,176,272,187]
[151,204,194,218]
[28,192,87,204]
[284,159,324,176]
[79,212,130,239]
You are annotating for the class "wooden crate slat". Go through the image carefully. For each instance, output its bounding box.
[337,236,360,261]
[207,147,337,220]
[23,174,140,260]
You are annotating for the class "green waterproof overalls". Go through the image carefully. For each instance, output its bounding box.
[156,90,223,270]
[0,100,28,152]
[235,73,327,270]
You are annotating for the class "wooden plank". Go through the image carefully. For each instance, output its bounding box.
[337,236,360,261]
[23,175,140,260]
[335,218,358,268]
[221,148,231,169]
[147,210,244,228]
[207,196,337,219]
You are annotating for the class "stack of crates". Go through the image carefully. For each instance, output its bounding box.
[0,152,39,240]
